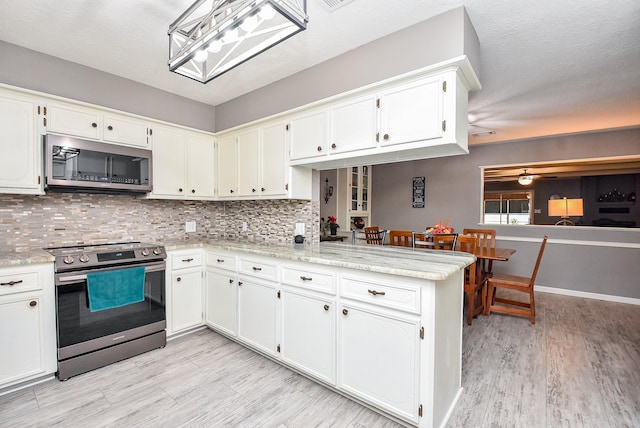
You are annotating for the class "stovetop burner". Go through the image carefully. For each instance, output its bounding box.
[44,241,166,272]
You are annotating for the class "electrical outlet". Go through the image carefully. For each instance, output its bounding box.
[242,221,248,232]
[185,221,196,233]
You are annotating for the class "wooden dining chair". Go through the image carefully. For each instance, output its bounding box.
[364,226,385,245]
[457,234,487,325]
[431,233,458,250]
[463,228,496,275]
[486,235,548,324]
[388,230,413,247]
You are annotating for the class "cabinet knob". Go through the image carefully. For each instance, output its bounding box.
[261,187,266,192]
[383,134,390,140]
[230,189,234,193]
[324,304,330,311]
[191,189,196,194]
[30,301,37,307]
[91,122,97,128]
[238,281,243,286]
[177,277,181,282]
[229,279,234,284]
[178,188,183,192]
[107,125,113,131]
[331,143,337,149]
[252,188,256,193]
[317,146,322,152]
[342,308,348,315]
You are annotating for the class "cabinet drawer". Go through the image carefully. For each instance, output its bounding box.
[206,251,237,271]
[238,258,278,281]
[0,270,41,296]
[340,274,420,314]
[281,265,335,294]
[171,252,203,270]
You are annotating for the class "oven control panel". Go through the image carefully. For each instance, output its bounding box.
[47,243,166,272]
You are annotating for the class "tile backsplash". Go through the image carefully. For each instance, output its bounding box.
[0,193,317,252]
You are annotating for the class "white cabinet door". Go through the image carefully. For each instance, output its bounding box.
[0,297,44,385]
[46,101,101,140]
[339,304,420,423]
[186,131,216,198]
[205,268,237,337]
[216,134,238,197]
[281,290,335,385]
[237,278,278,356]
[170,268,203,334]
[103,113,149,147]
[288,108,327,161]
[151,126,186,196]
[237,128,260,196]
[329,94,377,154]
[0,91,42,193]
[378,76,443,147]
[260,121,288,197]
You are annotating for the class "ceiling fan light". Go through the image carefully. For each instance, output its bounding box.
[518,169,533,185]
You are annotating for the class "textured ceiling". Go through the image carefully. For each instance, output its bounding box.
[0,0,639,144]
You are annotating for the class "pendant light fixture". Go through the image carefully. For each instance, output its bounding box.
[518,169,534,186]
[168,0,308,83]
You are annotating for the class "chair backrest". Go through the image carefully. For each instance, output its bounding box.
[528,235,548,287]
[388,230,413,247]
[431,233,458,250]
[463,228,496,249]
[456,234,481,284]
[364,226,384,245]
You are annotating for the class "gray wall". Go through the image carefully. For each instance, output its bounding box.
[372,128,640,299]
[0,40,216,132]
[214,7,480,131]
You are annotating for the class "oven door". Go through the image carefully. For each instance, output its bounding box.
[55,261,166,361]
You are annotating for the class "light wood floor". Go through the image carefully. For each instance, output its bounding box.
[1,292,639,427]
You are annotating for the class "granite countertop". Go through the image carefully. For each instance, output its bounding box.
[166,240,475,281]
[0,240,475,281]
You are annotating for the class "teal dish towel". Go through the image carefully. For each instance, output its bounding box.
[86,266,146,312]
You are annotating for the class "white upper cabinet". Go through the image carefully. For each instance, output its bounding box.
[237,127,261,196]
[288,108,328,161]
[378,75,443,146]
[289,67,470,169]
[216,119,310,200]
[149,125,216,199]
[329,93,378,154]
[0,88,44,194]
[216,134,238,198]
[46,100,151,147]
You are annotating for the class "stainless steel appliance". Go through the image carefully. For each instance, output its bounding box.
[45,242,166,380]
[44,134,152,193]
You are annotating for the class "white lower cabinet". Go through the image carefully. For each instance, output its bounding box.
[167,250,204,335]
[280,289,336,385]
[0,263,56,390]
[205,268,237,337]
[338,303,420,423]
[237,277,279,356]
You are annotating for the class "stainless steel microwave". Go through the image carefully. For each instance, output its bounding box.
[44,134,152,193]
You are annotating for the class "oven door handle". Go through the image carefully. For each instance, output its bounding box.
[57,262,165,283]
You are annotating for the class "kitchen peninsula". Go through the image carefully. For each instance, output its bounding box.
[171,240,475,428]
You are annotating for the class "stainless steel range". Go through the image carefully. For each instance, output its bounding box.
[45,241,167,380]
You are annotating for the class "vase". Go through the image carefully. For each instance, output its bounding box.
[330,225,338,235]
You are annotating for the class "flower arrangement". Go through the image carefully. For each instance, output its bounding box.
[321,216,340,236]
[426,221,453,234]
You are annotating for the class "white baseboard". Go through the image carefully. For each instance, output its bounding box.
[537,285,640,306]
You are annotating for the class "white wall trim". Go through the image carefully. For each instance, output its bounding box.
[537,285,640,306]
[496,235,640,249]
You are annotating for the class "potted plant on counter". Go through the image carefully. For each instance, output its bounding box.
[328,216,340,235]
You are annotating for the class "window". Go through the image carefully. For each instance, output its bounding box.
[484,191,533,225]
